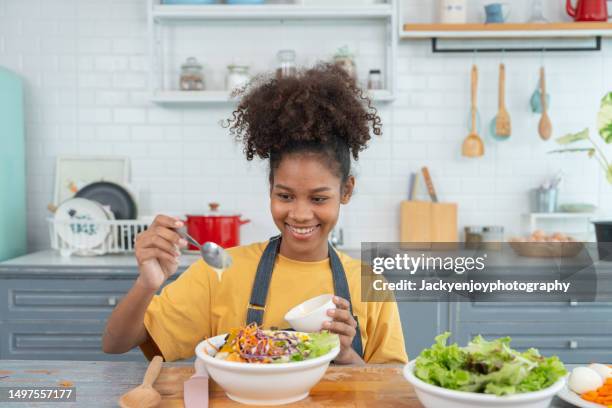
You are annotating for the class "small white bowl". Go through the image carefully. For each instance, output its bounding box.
[195,333,339,406]
[284,294,335,333]
[403,360,566,408]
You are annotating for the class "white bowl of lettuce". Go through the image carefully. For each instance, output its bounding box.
[195,327,339,406]
[403,333,567,408]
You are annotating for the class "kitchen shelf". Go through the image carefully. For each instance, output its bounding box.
[527,212,597,219]
[400,22,612,39]
[152,4,394,21]
[148,0,398,107]
[151,89,395,104]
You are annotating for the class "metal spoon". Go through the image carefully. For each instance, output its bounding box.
[177,229,232,270]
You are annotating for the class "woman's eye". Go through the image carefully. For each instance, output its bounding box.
[312,197,328,203]
[277,193,292,201]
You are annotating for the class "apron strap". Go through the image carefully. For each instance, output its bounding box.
[246,236,364,358]
[246,235,281,326]
[328,243,364,358]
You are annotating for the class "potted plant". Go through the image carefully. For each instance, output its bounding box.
[549,92,612,260]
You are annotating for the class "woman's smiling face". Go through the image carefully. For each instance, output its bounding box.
[270,153,354,262]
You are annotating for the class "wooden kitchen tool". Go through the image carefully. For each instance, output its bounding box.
[119,356,163,408]
[495,63,511,137]
[401,201,458,242]
[421,166,438,202]
[462,65,484,158]
[538,66,552,140]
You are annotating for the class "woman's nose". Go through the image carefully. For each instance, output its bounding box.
[289,201,313,222]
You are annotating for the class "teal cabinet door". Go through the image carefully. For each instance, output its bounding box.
[0,67,26,261]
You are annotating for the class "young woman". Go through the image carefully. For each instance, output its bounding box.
[102,64,407,365]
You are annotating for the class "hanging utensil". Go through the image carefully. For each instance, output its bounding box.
[538,66,552,140]
[462,65,484,158]
[495,63,511,138]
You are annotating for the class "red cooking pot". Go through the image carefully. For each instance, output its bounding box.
[185,203,250,249]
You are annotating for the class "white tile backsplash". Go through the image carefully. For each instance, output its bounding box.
[1,0,611,251]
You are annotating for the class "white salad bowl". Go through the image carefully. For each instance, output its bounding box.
[284,294,335,333]
[195,333,340,406]
[403,360,566,408]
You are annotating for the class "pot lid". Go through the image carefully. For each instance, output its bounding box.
[186,203,242,217]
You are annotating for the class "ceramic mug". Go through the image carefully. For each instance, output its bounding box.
[439,0,467,23]
[484,2,511,23]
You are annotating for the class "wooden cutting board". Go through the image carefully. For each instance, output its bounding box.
[153,365,422,408]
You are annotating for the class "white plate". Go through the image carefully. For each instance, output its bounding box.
[557,384,605,408]
[54,198,111,252]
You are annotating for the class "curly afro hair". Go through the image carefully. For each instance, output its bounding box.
[225,63,382,183]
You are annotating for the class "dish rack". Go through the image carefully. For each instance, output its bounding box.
[48,218,151,256]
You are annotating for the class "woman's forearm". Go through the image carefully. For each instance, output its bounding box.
[102,277,158,354]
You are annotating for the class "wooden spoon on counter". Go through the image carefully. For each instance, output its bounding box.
[462,64,484,158]
[495,63,511,138]
[119,356,163,408]
[538,66,552,140]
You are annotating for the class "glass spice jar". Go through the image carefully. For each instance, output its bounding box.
[180,57,204,91]
[276,49,297,79]
[333,46,356,81]
[368,69,382,90]
[226,64,250,91]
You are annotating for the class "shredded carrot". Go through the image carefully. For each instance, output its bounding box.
[582,378,612,406]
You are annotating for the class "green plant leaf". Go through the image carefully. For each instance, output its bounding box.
[599,92,612,144]
[548,148,596,155]
[608,166,612,184]
[556,128,589,145]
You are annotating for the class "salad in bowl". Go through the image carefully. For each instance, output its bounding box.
[403,332,567,408]
[212,322,338,364]
[195,323,339,405]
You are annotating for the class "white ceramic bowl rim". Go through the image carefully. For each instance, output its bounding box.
[196,333,340,372]
[404,360,566,402]
[284,294,334,321]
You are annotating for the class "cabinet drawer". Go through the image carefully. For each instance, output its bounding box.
[454,301,612,323]
[456,322,612,363]
[0,279,134,319]
[0,321,144,361]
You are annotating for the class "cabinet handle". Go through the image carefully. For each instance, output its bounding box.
[108,297,117,306]
[569,340,578,349]
[569,300,578,306]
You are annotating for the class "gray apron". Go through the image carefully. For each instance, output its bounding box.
[246,236,364,358]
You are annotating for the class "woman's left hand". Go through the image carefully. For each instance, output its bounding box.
[323,296,364,365]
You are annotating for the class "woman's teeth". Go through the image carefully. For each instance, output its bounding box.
[288,225,317,235]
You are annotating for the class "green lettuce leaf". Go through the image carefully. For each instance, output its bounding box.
[414,333,566,396]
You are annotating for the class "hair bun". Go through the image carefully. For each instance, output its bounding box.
[226,63,381,161]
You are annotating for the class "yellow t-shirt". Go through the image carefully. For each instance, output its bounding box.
[141,241,408,364]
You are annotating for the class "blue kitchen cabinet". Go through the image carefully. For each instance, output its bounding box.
[0,67,26,262]
[2,252,612,362]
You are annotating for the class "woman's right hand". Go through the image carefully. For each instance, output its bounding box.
[134,215,187,291]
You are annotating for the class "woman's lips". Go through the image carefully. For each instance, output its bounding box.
[285,223,320,240]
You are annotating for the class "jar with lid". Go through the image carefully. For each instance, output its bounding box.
[276,49,297,79]
[482,226,504,250]
[180,57,204,91]
[464,226,484,249]
[333,46,356,81]
[368,69,382,90]
[226,64,250,91]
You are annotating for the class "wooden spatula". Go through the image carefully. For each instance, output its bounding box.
[538,66,552,140]
[462,65,484,158]
[119,356,163,408]
[495,63,511,137]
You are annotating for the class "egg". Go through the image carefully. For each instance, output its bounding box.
[569,367,604,394]
[589,363,612,381]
